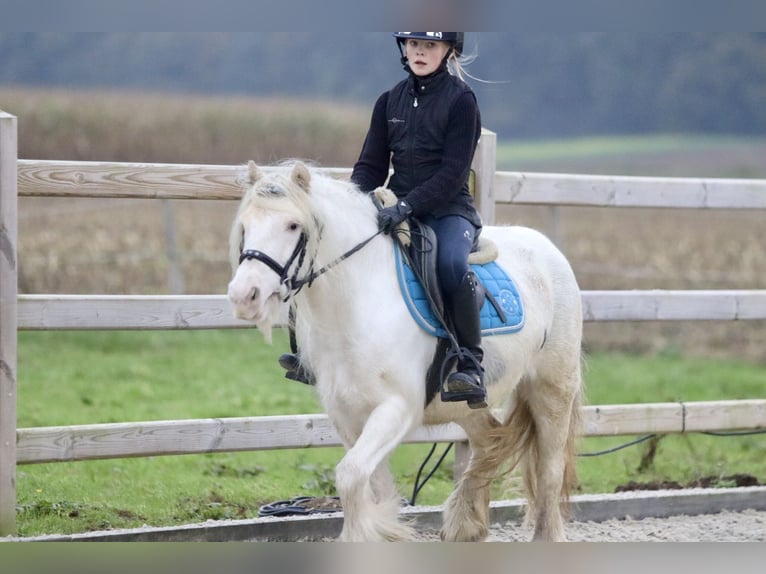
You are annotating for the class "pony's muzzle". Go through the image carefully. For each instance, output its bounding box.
[227,278,262,310]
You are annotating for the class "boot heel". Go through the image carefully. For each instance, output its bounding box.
[441,372,487,407]
[278,353,315,386]
[445,372,482,393]
[279,353,300,371]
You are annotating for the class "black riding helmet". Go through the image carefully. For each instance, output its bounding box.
[393,32,464,56]
[393,32,464,73]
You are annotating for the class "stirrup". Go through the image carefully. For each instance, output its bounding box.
[441,372,487,409]
[278,353,315,386]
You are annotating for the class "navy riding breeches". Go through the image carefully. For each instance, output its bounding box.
[419,214,481,296]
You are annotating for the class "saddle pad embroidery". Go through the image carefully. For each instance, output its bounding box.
[395,244,525,338]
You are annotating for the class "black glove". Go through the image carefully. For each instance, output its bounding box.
[377,199,413,234]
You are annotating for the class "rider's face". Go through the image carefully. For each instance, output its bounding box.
[405,39,450,76]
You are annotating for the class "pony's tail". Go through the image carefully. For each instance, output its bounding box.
[470,391,536,493]
[555,386,582,519]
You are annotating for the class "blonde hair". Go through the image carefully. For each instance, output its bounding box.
[446,47,476,81]
[447,45,493,86]
[447,54,466,80]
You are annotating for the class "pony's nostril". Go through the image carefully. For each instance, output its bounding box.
[250,287,259,301]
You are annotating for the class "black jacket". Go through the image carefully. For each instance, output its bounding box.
[351,69,483,228]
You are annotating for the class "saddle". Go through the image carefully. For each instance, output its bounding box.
[374,186,524,338]
[396,221,523,337]
[394,218,525,405]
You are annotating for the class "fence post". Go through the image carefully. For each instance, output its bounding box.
[162,199,185,294]
[0,111,18,536]
[472,127,497,225]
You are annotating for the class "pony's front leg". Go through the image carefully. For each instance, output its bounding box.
[335,396,418,542]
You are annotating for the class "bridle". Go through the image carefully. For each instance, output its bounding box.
[239,232,309,299]
[238,227,383,301]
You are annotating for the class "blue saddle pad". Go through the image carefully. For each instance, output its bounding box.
[394,243,524,338]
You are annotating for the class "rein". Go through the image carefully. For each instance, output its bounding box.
[239,228,383,300]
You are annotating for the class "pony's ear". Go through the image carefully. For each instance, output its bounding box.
[247,160,262,185]
[291,161,311,193]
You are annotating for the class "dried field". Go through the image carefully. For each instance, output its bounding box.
[3,87,368,165]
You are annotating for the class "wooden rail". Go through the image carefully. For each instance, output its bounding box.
[16,159,345,200]
[494,171,766,209]
[18,159,766,210]
[15,400,766,465]
[15,291,766,331]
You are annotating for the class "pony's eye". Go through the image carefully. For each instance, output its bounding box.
[288,222,301,232]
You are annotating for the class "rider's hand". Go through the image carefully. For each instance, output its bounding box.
[377,199,413,234]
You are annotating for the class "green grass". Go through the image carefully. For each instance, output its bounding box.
[13,329,765,537]
[578,350,766,494]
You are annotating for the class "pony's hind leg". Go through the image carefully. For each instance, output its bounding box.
[441,410,503,542]
[519,365,582,542]
[334,396,418,542]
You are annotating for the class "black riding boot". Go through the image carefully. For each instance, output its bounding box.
[278,353,315,386]
[441,271,487,409]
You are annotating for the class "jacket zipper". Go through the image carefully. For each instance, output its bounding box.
[408,88,418,184]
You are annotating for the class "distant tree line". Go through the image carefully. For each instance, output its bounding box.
[1,32,765,139]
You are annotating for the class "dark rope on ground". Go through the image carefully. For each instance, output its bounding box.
[701,428,766,437]
[409,442,454,506]
[411,428,765,501]
[576,434,659,457]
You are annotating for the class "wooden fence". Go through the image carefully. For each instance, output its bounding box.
[1,116,765,535]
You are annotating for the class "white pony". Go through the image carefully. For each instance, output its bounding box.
[227,161,584,542]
